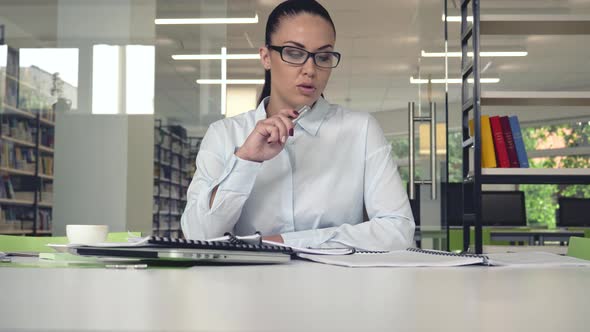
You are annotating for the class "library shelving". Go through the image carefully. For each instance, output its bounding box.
[188,136,202,176]
[460,0,590,254]
[0,44,55,236]
[153,120,192,238]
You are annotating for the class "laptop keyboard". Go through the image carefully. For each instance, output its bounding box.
[148,236,293,254]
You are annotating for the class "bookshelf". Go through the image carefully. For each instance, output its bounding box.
[153,120,191,238]
[188,136,202,177]
[460,1,590,253]
[0,45,55,236]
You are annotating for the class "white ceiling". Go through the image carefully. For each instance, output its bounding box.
[154,0,590,136]
[1,0,590,136]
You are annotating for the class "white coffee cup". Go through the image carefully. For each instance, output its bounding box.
[66,225,109,245]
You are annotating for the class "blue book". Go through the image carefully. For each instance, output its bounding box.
[508,116,529,168]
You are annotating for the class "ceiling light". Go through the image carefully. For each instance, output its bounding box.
[155,14,258,25]
[421,50,528,57]
[172,54,260,60]
[410,77,500,84]
[442,14,473,22]
[196,79,264,85]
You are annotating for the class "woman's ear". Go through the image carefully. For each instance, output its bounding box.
[259,46,271,70]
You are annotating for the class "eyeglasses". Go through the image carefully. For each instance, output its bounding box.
[268,45,341,68]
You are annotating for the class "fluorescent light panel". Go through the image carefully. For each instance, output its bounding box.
[197,79,264,85]
[410,77,500,84]
[421,50,528,57]
[155,14,258,25]
[172,54,260,60]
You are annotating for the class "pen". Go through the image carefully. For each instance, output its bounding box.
[269,105,310,144]
[292,105,311,125]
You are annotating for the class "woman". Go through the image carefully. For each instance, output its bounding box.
[181,0,414,251]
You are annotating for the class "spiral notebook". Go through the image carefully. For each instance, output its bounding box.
[297,248,489,267]
[297,248,590,268]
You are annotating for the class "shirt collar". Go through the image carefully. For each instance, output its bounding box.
[254,97,331,136]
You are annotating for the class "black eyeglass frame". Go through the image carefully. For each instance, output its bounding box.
[267,45,341,68]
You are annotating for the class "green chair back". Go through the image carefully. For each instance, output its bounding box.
[567,236,590,261]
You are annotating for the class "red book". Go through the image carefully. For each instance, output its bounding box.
[500,116,520,168]
[489,116,510,168]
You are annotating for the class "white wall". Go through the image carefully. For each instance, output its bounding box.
[53,114,154,235]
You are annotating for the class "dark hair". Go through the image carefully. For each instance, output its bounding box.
[258,0,336,104]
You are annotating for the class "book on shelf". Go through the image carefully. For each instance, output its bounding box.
[489,116,511,168]
[500,116,520,168]
[1,176,42,200]
[40,127,55,148]
[0,176,15,198]
[470,114,530,170]
[1,142,36,171]
[508,116,529,168]
[0,178,6,198]
[2,117,34,142]
[469,115,497,168]
[37,209,52,230]
[41,156,54,175]
[0,205,52,231]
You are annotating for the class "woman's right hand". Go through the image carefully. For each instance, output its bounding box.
[235,108,300,162]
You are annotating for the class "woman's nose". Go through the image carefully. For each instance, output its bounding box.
[301,56,316,76]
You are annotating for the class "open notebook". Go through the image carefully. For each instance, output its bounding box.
[297,248,590,268]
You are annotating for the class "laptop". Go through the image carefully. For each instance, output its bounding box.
[63,236,293,265]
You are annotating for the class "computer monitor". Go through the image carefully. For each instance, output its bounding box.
[443,185,526,227]
[558,197,590,227]
[481,191,527,227]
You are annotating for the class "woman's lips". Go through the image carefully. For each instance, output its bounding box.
[297,84,316,95]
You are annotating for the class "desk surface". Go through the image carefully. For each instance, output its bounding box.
[1,261,589,332]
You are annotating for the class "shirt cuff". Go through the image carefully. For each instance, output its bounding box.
[281,227,336,248]
[216,153,263,194]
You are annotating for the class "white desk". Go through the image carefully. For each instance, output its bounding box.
[1,260,589,332]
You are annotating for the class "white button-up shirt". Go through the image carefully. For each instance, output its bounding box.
[181,97,415,251]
